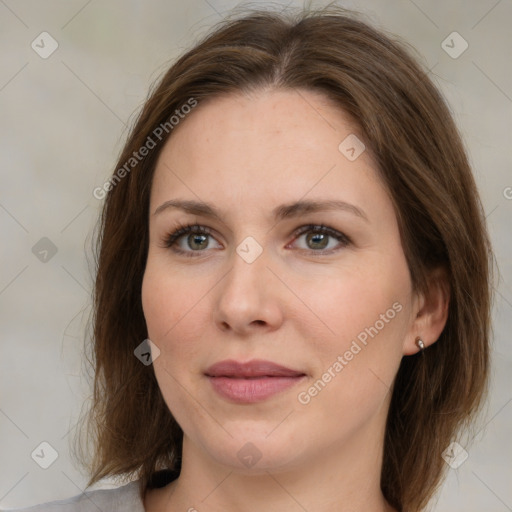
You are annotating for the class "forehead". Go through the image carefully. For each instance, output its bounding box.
[150,88,388,219]
[161,88,361,157]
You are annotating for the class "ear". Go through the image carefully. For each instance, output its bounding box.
[403,266,450,355]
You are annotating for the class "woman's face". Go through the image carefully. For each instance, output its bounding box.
[142,88,421,472]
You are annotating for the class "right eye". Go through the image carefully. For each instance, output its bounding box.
[162,223,222,257]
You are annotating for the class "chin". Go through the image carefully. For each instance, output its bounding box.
[212,442,305,474]
[193,421,309,474]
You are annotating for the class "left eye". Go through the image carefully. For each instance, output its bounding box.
[288,225,351,253]
[162,223,351,257]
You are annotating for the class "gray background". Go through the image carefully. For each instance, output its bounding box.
[0,0,510,510]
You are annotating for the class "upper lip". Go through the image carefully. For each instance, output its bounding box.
[205,359,305,378]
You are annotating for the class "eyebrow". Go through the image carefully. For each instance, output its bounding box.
[153,198,369,223]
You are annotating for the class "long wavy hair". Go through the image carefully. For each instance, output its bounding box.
[72,5,494,511]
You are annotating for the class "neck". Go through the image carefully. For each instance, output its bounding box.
[148,406,396,512]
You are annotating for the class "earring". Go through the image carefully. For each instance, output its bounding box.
[415,336,425,351]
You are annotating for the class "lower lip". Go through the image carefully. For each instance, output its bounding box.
[207,375,305,403]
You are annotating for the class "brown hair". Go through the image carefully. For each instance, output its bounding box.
[73,5,494,511]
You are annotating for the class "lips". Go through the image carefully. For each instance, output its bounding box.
[205,359,305,378]
[205,359,306,403]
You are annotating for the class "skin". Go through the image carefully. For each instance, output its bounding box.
[141,88,449,512]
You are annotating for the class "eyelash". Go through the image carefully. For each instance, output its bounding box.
[161,221,352,258]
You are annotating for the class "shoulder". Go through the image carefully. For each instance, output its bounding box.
[1,480,144,512]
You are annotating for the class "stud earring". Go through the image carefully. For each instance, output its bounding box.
[415,336,425,351]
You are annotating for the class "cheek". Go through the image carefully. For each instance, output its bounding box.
[142,258,190,342]
[294,269,409,433]
[297,259,408,344]
[141,262,206,367]
[141,264,206,424]
[294,255,412,415]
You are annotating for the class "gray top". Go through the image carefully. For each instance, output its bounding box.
[1,480,145,512]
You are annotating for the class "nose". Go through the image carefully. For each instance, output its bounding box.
[211,242,285,337]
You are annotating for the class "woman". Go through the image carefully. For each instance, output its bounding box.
[6,4,493,512]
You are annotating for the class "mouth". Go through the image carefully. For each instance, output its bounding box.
[204,359,306,403]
